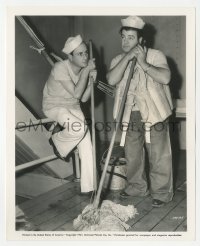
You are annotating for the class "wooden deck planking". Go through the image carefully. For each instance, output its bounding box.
[19,181,80,211]
[127,196,153,230]
[21,183,187,232]
[54,192,145,231]
[105,190,145,206]
[55,221,75,231]
[20,183,81,218]
[37,200,90,231]
[29,195,90,226]
[17,148,187,232]
[174,218,187,231]
[129,191,186,231]
[151,197,186,231]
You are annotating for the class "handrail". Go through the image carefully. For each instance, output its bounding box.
[15,118,57,172]
[15,118,54,130]
[16,155,58,172]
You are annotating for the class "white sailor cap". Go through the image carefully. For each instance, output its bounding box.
[121,16,145,29]
[62,35,83,54]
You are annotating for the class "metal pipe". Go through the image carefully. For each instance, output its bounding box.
[15,118,54,130]
[16,154,58,172]
[74,149,81,180]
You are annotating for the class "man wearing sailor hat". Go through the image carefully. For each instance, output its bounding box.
[42,35,97,194]
[107,16,173,207]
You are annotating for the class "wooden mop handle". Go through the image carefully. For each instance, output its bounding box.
[115,58,136,123]
[89,40,97,190]
[93,57,137,208]
[89,40,93,59]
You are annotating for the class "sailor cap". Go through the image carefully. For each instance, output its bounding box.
[62,34,83,54]
[121,16,145,29]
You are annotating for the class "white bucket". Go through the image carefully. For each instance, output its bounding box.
[101,157,127,190]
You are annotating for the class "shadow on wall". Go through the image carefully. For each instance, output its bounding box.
[167,57,183,188]
[143,23,157,48]
[169,113,184,189]
[166,55,183,186]
[167,57,183,99]
[143,23,183,99]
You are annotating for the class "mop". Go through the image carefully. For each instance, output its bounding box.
[73,45,138,231]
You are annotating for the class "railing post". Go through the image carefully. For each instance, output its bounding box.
[73,149,80,182]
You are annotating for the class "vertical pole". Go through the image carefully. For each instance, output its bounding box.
[89,40,97,190]
[74,149,81,182]
[93,58,137,208]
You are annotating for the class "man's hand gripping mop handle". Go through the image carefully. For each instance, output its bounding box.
[93,57,137,209]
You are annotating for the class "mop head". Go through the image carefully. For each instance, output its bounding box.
[73,200,137,231]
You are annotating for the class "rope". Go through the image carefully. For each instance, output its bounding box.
[17,16,55,67]
[16,16,44,48]
[29,45,45,54]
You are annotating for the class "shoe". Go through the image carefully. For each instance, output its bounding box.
[80,191,94,197]
[152,199,165,208]
[120,191,130,199]
[49,137,65,161]
[52,123,64,134]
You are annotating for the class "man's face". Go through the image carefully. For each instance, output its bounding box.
[71,43,89,68]
[121,29,139,53]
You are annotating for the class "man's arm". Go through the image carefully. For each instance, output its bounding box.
[60,59,95,99]
[106,48,137,86]
[81,70,97,103]
[136,45,171,85]
[143,64,171,85]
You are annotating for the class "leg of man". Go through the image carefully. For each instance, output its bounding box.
[146,121,173,203]
[124,111,149,196]
[44,106,86,158]
[77,130,96,192]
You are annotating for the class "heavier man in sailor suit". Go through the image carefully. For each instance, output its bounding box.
[42,35,97,193]
[107,16,174,207]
